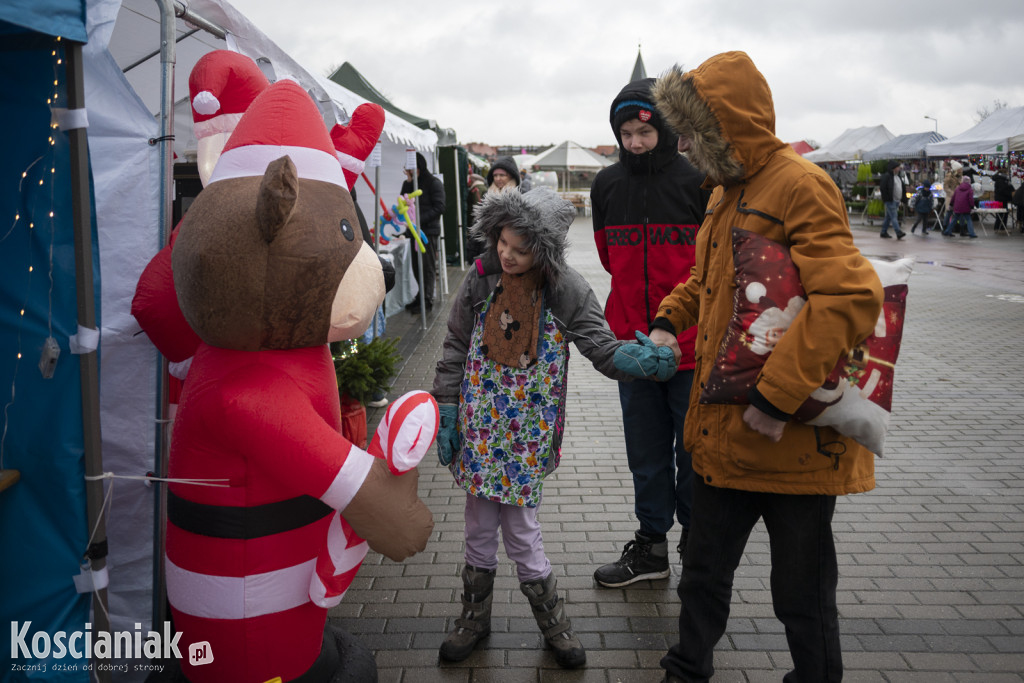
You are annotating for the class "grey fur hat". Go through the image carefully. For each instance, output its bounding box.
[470,187,573,284]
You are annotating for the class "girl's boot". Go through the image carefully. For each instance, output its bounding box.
[439,564,495,662]
[520,573,586,669]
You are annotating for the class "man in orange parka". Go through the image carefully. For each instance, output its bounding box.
[647,52,883,682]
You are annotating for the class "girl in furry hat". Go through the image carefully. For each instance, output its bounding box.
[431,187,672,668]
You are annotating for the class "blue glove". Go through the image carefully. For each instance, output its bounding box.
[437,404,460,466]
[613,330,677,381]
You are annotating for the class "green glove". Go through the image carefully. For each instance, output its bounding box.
[437,403,460,466]
[613,330,677,381]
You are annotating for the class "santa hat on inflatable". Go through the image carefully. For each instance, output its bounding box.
[329,103,386,190]
[208,79,347,188]
[189,51,270,186]
[189,50,270,140]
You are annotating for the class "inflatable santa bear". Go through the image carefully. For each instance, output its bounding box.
[165,79,436,683]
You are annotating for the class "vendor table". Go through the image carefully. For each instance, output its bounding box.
[973,208,1011,236]
[380,238,419,317]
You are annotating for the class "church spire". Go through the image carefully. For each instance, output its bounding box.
[630,43,647,82]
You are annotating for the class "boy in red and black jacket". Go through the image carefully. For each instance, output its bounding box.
[590,78,710,587]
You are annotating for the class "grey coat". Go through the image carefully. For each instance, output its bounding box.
[432,254,631,404]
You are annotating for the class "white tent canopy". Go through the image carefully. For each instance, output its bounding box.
[511,153,539,171]
[532,140,611,170]
[106,0,437,225]
[925,106,1024,157]
[804,125,895,163]
[863,131,946,161]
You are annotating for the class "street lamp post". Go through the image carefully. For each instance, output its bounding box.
[924,115,938,132]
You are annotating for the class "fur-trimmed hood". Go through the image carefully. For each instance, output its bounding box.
[653,51,786,187]
[469,186,573,284]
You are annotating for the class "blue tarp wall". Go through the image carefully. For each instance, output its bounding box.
[1,2,95,681]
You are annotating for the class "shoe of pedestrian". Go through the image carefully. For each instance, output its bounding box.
[896,231,906,240]
[910,226,916,233]
[439,564,495,662]
[969,235,978,239]
[879,233,892,238]
[594,531,670,587]
[676,527,689,562]
[521,573,586,669]
[366,396,389,409]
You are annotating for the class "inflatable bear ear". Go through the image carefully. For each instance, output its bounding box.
[256,155,299,244]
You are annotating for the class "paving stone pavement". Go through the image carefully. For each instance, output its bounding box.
[330,215,1024,682]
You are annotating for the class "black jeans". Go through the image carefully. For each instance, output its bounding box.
[409,238,437,304]
[618,370,694,534]
[661,476,842,682]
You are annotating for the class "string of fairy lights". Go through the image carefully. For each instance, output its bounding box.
[0,36,64,470]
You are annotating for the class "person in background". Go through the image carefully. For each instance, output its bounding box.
[992,170,1014,232]
[465,170,489,260]
[879,160,906,239]
[431,188,670,668]
[941,160,964,233]
[486,156,520,195]
[650,51,883,682]
[909,184,934,234]
[519,167,534,193]
[1013,179,1024,232]
[590,77,711,587]
[402,152,446,312]
[944,176,978,238]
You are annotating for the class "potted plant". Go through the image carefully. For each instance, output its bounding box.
[330,336,403,448]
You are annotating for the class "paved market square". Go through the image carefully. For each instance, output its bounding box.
[332,214,1024,682]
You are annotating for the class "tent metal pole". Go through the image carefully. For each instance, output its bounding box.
[65,40,112,683]
[434,150,448,299]
[454,155,465,272]
[412,171,426,329]
[151,0,178,639]
[172,0,227,39]
[370,164,382,341]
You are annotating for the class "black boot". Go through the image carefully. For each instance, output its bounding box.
[594,530,670,587]
[521,573,586,669]
[439,564,494,662]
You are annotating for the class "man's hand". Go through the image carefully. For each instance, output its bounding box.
[742,405,785,442]
[648,327,682,366]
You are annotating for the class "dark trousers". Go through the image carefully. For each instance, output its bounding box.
[409,238,437,304]
[661,476,842,682]
[618,369,693,534]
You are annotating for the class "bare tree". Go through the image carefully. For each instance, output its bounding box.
[975,99,1009,122]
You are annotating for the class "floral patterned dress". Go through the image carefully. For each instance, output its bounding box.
[450,293,569,507]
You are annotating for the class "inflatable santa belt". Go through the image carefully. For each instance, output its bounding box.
[167,489,332,539]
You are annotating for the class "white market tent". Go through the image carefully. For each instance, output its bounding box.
[532,140,612,170]
[532,140,611,190]
[511,153,539,172]
[863,131,946,161]
[925,106,1024,157]
[804,125,895,163]
[107,0,437,228]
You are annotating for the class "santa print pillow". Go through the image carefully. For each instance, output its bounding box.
[699,227,912,456]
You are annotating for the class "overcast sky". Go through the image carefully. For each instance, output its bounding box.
[231,0,1023,150]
